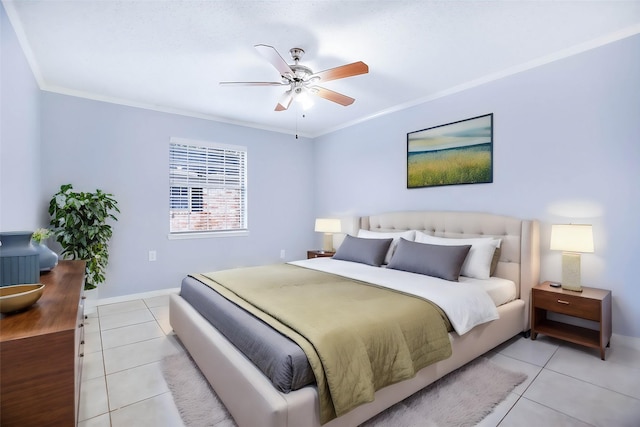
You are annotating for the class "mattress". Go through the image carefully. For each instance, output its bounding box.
[179,276,314,393]
[460,276,517,307]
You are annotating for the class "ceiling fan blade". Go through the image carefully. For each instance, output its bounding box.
[255,44,293,77]
[275,91,293,111]
[219,81,287,86]
[310,86,355,106]
[312,61,368,83]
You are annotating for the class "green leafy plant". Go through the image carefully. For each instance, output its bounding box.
[48,184,120,290]
[31,228,53,244]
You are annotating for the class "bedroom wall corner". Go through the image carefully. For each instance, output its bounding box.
[0,3,42,230]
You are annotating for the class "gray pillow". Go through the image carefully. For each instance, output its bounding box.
[333,235,393,267]
[387,238,471,281]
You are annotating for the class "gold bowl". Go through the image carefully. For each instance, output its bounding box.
[0,284,45,314]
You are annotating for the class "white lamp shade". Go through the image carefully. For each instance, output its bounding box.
[314,218,341,233]
[550,224,594,253]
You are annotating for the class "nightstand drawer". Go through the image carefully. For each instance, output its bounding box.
[533,290,601,321]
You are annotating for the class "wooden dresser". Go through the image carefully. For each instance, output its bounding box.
[0,260,86,426]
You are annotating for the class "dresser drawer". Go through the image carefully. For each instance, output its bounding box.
[533,289,601,321]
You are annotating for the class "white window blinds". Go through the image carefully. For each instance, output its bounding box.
[169,138,247,234]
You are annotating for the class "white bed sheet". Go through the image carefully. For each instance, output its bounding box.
[459,276,517,307]
[290,258,500,335]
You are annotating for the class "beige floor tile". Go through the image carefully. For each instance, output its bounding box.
[144,294,172,308]
[497,335,559,367]
[78,376,109,422]
[99,308,155,331]
[103,335,181,374]
[78,413,111,427]
[101,320,165,349]
[524,369,640,426]
[110,392,185,427]
[98,299,148,316]
[485,352,543,396]
[106,361,169,410]
[83,316,100,334]
[150,305,172,335]
[607,335,640,370]
[83,330,103,354]
[546,345,640,399]
[82,350,105,380]
[499,397,592,426]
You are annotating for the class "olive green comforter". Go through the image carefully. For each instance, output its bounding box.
[194,263,452,424]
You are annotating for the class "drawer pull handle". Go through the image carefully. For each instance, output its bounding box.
[557,299,570,305]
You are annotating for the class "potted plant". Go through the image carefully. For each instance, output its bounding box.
[31,228,59,271]
[48,184,120,290]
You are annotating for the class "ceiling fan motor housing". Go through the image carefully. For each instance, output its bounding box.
[289,64,313,81]
[289,47,305,62]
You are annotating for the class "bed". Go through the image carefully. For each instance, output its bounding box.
[170,210,540,427]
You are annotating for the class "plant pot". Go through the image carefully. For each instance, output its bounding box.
[34,242,59,271]
[0,231,40,286]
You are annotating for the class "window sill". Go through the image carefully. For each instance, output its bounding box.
[167,230,249,240]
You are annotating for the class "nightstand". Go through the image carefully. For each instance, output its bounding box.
[531,281,612,360]
[307,250,335,259]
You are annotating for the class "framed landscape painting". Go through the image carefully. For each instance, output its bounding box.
[407,114,493,188]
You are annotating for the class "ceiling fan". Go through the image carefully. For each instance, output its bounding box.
[220,44,369,111]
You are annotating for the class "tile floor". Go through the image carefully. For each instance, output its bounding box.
[79,293,640,427]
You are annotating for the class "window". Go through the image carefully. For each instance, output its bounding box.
[169,138,247,236]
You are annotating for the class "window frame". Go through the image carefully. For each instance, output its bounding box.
[168,137,248,239]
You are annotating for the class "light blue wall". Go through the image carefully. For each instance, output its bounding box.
[313,34,640,337]
[0,3,41,230]
[39,93,316,298]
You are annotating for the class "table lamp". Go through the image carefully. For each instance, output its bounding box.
[550,224,594,292]
[314,218,341,252]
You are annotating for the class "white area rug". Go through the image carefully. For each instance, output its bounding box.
[162,352,526,427]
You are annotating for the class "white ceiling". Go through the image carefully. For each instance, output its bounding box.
[4,1,640,137]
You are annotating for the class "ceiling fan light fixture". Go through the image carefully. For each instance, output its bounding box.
[295,88,314,110]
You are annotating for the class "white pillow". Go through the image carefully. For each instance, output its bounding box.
[357,229,416,264]
[414,232,501,279]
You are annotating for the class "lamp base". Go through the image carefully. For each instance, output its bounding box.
[561,252,583,292]
[322,233,334,252]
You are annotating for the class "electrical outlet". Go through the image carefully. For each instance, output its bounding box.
[148,250,157,262]
[280,249,286,259]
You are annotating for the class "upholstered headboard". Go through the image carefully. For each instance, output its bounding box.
[359,211,540,328]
